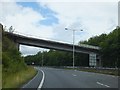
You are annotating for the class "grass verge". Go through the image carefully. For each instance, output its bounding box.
[63,67,119,76]
[2,66,37,88]
[0,65,2,89]
[77,68,119,76]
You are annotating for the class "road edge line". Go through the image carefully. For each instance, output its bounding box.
[38,69,45,90]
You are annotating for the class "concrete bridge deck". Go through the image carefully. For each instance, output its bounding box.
[4,31,100,55]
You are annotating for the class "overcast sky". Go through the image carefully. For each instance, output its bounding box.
[0,0,119,56]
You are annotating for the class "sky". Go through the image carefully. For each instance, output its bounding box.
[0,0,119,56]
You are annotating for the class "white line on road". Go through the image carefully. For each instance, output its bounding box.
[37,69,45,90]
[97,82,110,87]
[72,74,77,76]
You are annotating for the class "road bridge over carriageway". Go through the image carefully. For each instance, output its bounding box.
[1,24,101,67]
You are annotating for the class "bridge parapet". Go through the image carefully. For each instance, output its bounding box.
[79,44,100,50]
[3,28,100,51]
[4,31,101,56]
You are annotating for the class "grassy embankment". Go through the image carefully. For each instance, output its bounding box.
[2,28,37,88]
[2,66,37,88]
[0,65,2,89]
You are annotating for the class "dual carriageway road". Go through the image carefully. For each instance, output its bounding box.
[22,67,118,89]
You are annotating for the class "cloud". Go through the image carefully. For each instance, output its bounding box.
[38,1,118,42]
[1,2,55,39]
[1,2,55,55]
[20,45,49,56]
[20,45,40,56]
[1,1,118,55]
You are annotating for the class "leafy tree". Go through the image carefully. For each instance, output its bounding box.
[2,29,27,73]
[78,27,119,67]
[24,27,119,68]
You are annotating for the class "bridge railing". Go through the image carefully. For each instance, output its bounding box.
[79,44,100,50]
[4,29,71,43]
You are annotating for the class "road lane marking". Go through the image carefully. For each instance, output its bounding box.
[38,69,45,90]
[72,74,77,76]
[74,70,77,71]
[104,84,110,87]
[97,82,110,87]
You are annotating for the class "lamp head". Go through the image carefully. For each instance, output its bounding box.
[65,27,68,30]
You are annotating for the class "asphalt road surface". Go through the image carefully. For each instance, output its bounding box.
[21,67,119,89]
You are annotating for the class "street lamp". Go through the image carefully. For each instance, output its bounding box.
[65,27,83,69]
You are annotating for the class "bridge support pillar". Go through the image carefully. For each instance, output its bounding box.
[14,42,19,51]
[11,39,20,51]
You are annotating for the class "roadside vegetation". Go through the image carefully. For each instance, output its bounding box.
[2,66,37,88]
[63,67,118,76]
[0,65,2,89]
[79,27,119,68]
[77,68,118,76]
[2,29,37,88]
[24,27,119,76]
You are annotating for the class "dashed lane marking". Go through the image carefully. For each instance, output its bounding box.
[72,74,77,76]
[97,82,110,88]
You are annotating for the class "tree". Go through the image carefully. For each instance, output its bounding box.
[78,27,119,67]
